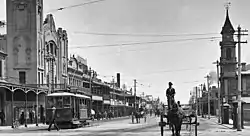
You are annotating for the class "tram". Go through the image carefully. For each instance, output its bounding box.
[45,91,91,128]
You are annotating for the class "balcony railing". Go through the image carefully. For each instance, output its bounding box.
[26,84,67,90]
[70,85,91,96]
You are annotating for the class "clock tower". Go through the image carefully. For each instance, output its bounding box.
[220,8,237,104]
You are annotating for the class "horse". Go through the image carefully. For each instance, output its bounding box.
[164,102,184,136]
[134,111,141,123]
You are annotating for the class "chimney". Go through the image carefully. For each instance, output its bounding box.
[242,62,246,71]
[117,73,120,88]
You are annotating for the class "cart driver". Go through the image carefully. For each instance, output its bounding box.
[166,82,176,110]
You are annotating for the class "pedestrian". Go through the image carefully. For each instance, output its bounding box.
[104,111,107,120]
[0,109,5,126]
[29,110,33,123]
[40,105,45,124]
[20,111,25,125]
[48,106,60,131]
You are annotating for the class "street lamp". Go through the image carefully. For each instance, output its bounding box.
[213,60,221,124]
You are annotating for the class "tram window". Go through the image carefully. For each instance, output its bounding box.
[47,97,54,108]
[79,99,82,104]
[55,96,63,108]
[63,96,71,108]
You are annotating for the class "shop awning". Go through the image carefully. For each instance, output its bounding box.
[92,95,103,101]
[75,94,90,99]
[48,92,90,99]
[103,100,110,104]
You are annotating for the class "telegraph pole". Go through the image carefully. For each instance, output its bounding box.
[123,85,126,116]
[112,76,115,116]
[236,25,248,131]
[199,84,203,116]
[195,86,198,116]
[205,75,210,119]
[213,60,221,123]
[134,79,137,110]
[89,68,93,113]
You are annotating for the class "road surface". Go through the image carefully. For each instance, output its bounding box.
[0,116,250,136]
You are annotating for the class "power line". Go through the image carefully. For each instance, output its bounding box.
[74,31,219,37]
[70,36,221,49]
[182,80,205,84]
[134,67,213,78]
[47,0,107,12]
[140,66,211,75]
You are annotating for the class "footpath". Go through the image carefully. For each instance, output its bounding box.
[0,116,130,132]
[199,115,250,133]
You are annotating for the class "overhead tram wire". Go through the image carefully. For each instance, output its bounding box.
[97,66,212,82]
[73,31,219,37]
[70,36,221,49]
[47,0,107,13]
[141,66,211,75]
[182,80,205,84]
[134,67,213,78]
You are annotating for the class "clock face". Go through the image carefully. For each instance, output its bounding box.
[224,35,231,41]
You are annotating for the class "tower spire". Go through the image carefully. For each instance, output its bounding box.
[221,2,234,34]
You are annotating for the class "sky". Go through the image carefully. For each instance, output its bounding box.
[1,0,250,104]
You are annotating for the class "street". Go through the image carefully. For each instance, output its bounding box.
[1,116,250,136]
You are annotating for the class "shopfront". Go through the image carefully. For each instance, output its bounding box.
[0,82,47,126]
[92,95,103,112]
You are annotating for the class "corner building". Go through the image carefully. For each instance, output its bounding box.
[2,0,68,126]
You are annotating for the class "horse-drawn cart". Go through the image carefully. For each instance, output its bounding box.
[158,104,199,136]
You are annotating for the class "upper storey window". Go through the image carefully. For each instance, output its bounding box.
[226,48,232,60]
[46,42,57,56]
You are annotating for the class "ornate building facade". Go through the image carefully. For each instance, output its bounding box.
[43,14,68,92]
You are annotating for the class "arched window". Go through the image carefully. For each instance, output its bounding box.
[46,44,49,53]
[50,43,53,54]
[226,48,232,60]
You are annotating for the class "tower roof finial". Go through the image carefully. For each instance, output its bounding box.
[224,1,231,11]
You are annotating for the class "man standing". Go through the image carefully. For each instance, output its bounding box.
[166,82,176,110]
[40,105,45,124]
[48,106,60,131]
[0,109,5,126]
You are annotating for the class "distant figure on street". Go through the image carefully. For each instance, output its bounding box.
[48,106,60,131]
[20,111,25,125]
[29,110,33,124]
[91,109,95,120]
[176,101,184,116]
[150,109,152,116]
[40,105,45,124]
[166,82,176,110]
[104,111,107,120]
[177,101,181,107]
[0,109,5,126]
